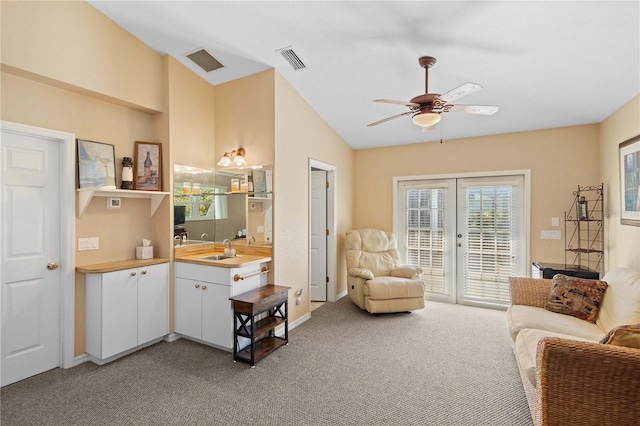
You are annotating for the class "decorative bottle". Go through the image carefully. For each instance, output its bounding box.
[577,196,588,220]
[121,157,133,190]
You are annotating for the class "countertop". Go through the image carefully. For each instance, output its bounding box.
[175,253,272,268]
[76,258,170,274]
[174,242,272,268]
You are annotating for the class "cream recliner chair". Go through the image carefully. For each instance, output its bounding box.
[345,229,425,313]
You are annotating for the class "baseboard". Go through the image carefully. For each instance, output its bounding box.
[163,333,181,343]
[275,311,310,337]
[336,290,347,300]
[73,353,90,367]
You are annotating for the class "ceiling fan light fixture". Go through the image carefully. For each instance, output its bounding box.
[412,112,441,127]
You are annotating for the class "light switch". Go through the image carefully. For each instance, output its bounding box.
[551,217,559,227]
[257,225,264,233]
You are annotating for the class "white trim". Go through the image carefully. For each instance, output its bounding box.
[0,121,76,370]
[308,159,338,305]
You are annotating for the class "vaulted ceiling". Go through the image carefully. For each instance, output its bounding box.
[90,1,640,150]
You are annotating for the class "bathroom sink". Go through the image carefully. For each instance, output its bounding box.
[199,254,234,261]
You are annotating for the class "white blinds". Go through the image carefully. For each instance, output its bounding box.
[461,184,517,305]
[403,186,447,295]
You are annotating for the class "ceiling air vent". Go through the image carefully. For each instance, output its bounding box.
[186,49,224,73]
[276,46,307,71]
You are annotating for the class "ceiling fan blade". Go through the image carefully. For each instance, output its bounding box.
[438,83,482,103]
[374,99,420,107]
[448,104,499,115]
[366,111,414,127]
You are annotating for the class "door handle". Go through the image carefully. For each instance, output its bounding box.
[47,262,59,270]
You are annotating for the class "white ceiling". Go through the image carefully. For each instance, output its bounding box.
[89,1,639,150]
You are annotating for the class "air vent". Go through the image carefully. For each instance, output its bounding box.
[276,46,307,71]
[186,49,224,73]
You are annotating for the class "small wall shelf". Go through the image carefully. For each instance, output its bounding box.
[77,188,169,217]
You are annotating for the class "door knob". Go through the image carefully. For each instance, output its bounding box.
[47,262,59,270]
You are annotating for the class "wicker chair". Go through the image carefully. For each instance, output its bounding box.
[508,274,640,426]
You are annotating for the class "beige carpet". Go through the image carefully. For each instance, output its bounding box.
[1,297,532,425]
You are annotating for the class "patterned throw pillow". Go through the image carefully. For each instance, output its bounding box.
[545,274,608,323]
[599,324,640,349]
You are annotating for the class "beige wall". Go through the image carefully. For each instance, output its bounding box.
[354,124,601,266]
[274,72,354,320]
[1,1,163,112]
[214,69,276,165]
[599,94,640,272]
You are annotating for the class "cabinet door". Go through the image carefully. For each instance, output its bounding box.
[201,282,233,349]
[175,277,202,340]
[102,269,138,359]
[137,263,168,345]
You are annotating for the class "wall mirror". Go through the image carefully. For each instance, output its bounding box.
[173,164,272,244]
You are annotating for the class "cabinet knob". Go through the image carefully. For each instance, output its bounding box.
[141,270,147,275]
[202,285,207,290]
[131,272,137,276]
[195,284,200,289]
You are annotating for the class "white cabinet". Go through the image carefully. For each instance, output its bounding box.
[86,262,168,362]
[175,261,267,350]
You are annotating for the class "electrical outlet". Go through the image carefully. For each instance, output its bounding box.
[89,237,99,250]
[257,225,264,233]
[541,230,561,240]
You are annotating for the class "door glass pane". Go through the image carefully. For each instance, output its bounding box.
[462,184,515,306]
[405,188,446,295]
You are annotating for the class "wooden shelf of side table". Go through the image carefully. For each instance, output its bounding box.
[229,284,290,367]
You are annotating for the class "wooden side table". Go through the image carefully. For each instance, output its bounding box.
[229,284,290,366]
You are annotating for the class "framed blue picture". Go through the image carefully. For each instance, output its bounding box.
[77,139,116,189]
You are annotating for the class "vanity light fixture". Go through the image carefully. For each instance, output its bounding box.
[217,147,247,167]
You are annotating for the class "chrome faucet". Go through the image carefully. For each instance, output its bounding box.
[200,233,209,241]
[174,235,182,246]
[222,239,232,250]
[247,236,256,246]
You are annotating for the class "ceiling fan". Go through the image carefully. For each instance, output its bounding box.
[367,56,499,129]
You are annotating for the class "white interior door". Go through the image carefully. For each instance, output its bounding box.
[1,131,61,386]
[310,169,327,301]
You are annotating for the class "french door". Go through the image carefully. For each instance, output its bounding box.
[396,174,527,308]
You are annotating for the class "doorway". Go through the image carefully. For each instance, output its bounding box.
[1,121,75,386]
[308,160,337,306]
[395,172,529,309]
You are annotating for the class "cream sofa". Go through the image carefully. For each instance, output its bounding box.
[507,267,640,426]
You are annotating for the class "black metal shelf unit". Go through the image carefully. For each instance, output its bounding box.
[564,184,604,277]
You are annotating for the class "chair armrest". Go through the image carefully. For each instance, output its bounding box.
[509,277,553,308]
[390,265,423,279]
[536,337,640,425]
[348,268,374,280]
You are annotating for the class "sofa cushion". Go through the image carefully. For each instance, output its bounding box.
[596,268,640,332]
[514,328,594,388]
[364,276,424,300]
[507,304,606,342]
[545,274,608,323]
[599,323,640,349]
